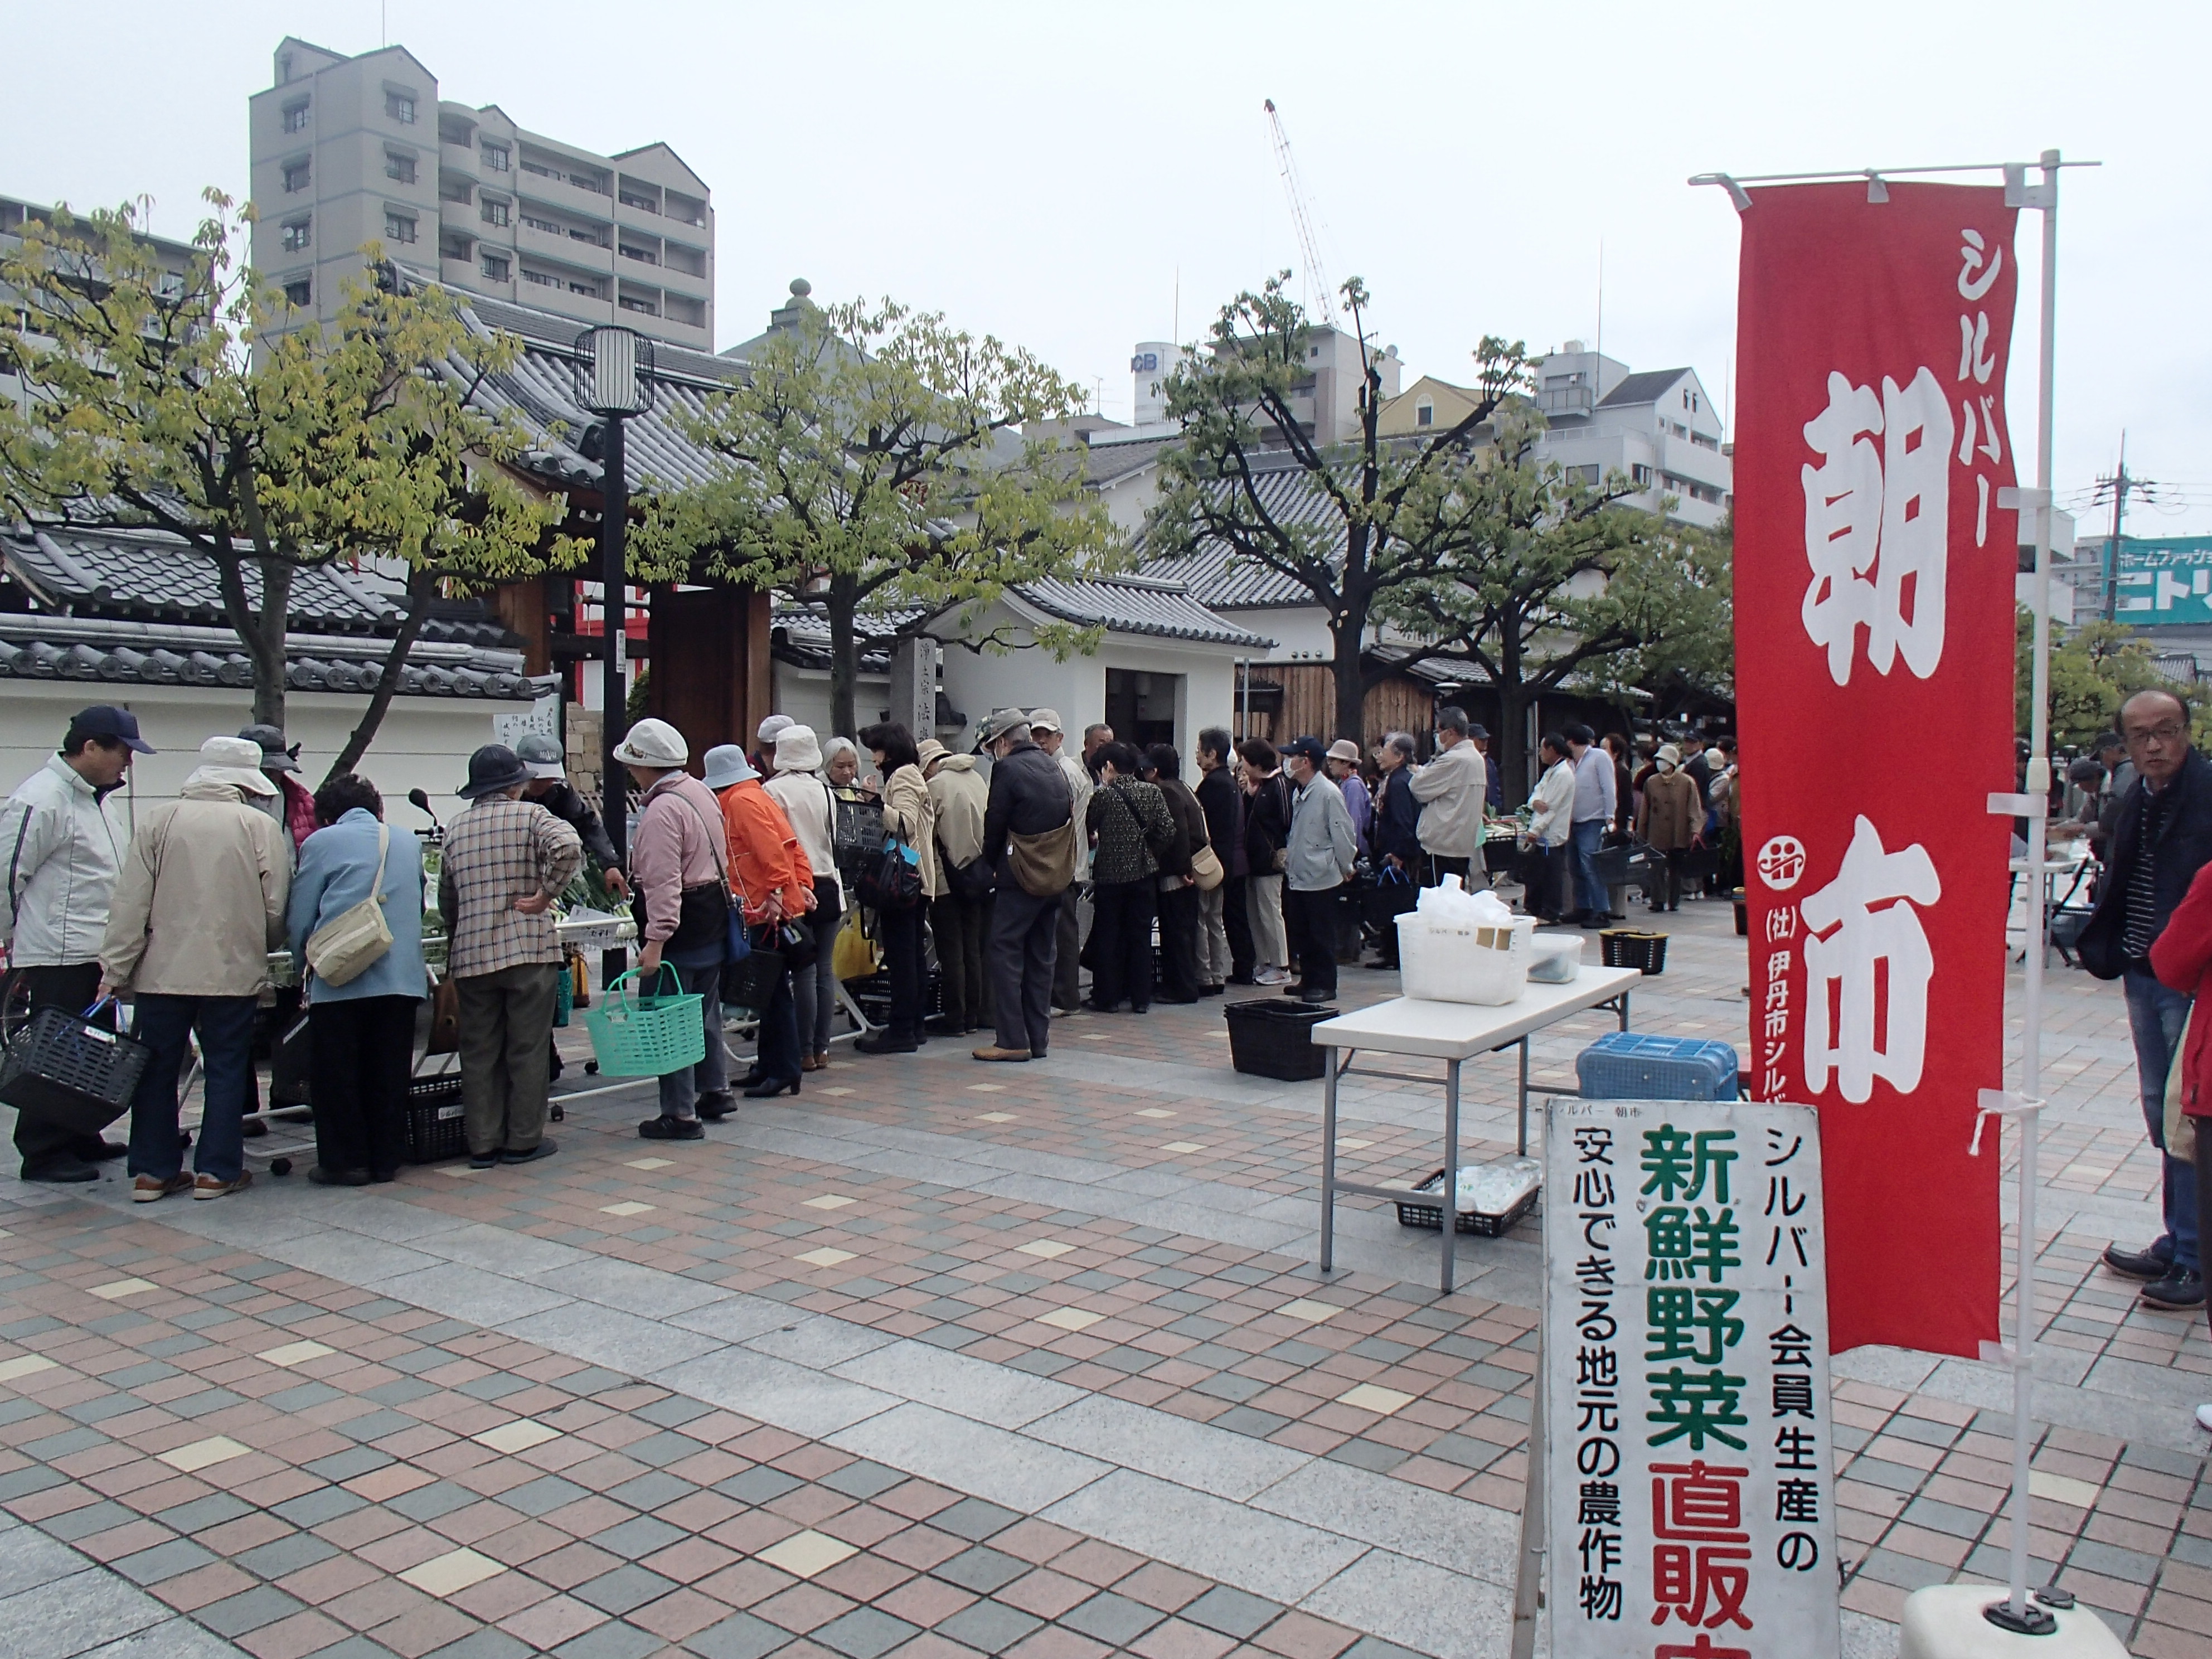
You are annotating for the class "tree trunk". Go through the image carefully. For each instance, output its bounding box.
[325,566,439,783]
[827,577,859,742]
[1495,686,1529,805]
[248,557,294,730]
[1330,595,1369,745]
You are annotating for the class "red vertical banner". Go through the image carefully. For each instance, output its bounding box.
[1733,183,2019,1357]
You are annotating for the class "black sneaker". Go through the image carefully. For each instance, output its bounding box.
[852,1031,918,1056]
[502,1139,557,1165]
[638,1115,704,1141]
[468,1149,499,1170]
[2104,1242,2172,1280]
[2142,1268,2204,1310]
[695,1092,735,1122]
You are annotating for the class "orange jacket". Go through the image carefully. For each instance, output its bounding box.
[715,780,813,920]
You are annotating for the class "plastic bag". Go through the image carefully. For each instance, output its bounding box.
[1453,1158,1541,1216]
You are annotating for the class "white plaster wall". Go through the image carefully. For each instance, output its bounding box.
[0,682,505,836]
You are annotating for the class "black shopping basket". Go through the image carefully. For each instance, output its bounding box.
[0,1002,149,1137]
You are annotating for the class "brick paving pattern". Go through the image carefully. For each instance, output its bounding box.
[0,897,2205,1657]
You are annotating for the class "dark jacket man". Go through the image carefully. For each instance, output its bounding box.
[978,720,1076,1064]
[1371,765,1422,867]
[2080,747,2212,980]
[1195,764,1246,878]
[982,737,1074,878]
[529,779,620,874]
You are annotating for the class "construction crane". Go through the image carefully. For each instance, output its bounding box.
[1264,98,1336,321]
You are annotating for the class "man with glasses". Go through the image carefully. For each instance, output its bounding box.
[2080,688,2212,1312]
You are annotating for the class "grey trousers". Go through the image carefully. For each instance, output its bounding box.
[1248,873,1288,971]
[993,885,1062,1057]
[457,963,560,1156]
[1053,886,1085,1010]
[656,959,730,1121]
[1197,883,1231,986]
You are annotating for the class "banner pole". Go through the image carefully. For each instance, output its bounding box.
[2007,145,2062,1628]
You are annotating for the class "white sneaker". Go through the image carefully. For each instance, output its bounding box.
[2196,1403,2212,1433]
[1254,966,1288,985]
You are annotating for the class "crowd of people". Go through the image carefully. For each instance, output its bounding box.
[0,697,1742,1200]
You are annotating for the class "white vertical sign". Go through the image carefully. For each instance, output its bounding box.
[1543,1099,1840,1659]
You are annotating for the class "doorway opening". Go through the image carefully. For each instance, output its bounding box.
[1104,670,1182,751]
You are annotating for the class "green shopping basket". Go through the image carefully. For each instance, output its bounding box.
[581,964,706,1077]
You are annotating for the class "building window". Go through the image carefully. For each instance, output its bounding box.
[440,236,472,262]
[521,268,555,288]
[385,90,416,124]
[480,197,510,227]
[1415,401,1433,428]
[1632,464,1653,486]
[280,217,311,252]
[619,190,657,212]
[570,282,600,298]
[282,99,310,133]
[619,295,659,317]
[481,143,510,172]
[385,152,416,185]
[282,160,311,193]
[384,212,418,245]
[283,276,311,307]
[481,253,511,281]
[620,244,658,265]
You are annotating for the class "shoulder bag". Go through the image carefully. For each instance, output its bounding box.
[305,822,396,986]
[1008,768,1079,898]
[673,792,751,973]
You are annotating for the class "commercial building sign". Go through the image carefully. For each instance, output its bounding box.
[2114,536,2212,627]
[1544,1098,1840,1659]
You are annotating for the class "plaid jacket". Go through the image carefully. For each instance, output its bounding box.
[437,797,584,978]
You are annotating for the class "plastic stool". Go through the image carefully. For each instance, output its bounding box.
[1896,1585,2127,1659]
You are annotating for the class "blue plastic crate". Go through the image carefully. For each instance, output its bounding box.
[1575,1032,1740,1101]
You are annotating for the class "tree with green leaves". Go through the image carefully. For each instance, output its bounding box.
[1376,409,1732,800]
[2024,612,2207,750]
[0,193,576,778]
[1147,272,1531,743]
[637,294,1124,741]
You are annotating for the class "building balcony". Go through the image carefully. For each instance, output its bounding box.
[1538,384,1595,419]
[440,140,478,180]
[516,220,611,273]
[515,165,613,220]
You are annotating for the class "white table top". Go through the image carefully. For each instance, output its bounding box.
[1309,964,1645,1060]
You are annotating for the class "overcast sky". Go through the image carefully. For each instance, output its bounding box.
[10,1,2210,539]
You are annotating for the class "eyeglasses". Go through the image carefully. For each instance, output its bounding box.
[2124,722,2189,746]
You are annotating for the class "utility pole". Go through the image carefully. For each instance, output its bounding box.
[2100,433,2137,622]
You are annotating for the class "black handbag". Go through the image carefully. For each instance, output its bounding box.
[1361,865,1420,930]
[856,831,924,911]
[722,928,786,1015]
[833,792,885,879]
[947,853,996,903]
[775,916,819,971]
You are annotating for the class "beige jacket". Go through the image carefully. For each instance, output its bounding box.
[100,780,291,996]
[881,763,941,899]
[928,755,989,888]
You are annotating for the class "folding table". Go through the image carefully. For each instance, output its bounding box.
[1311,964,1643,1292]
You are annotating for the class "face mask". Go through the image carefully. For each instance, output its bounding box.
[1658,759,1676,773]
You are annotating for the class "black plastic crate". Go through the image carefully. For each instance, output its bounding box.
[0,1006,148,1137]
[403,1073,467,1163]
[1599,929,1670,974]
[1394,1167,1539,1237]
[1224,997,1334,1081]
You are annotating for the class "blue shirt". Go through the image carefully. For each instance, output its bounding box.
[286,808,431,1003]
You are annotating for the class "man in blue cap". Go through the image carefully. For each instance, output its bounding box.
[0,707,153,1181]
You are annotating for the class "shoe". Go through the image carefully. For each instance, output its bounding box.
[2141,1268,2205,1310]
[1156,993,1198,1005]
[502,1139,557,1165]
[2198,1404,2212,1433]
[193,1171,253,1201]
[852,1032,918,1056]
[638,1115,704,1140]
[1253,967,1289,986]
[695,1092,735,1122]
[307,1166,371,1187]
[973,1046,1031,1062]
[924,1015,966,1037]
[81,1139,127,1163]
[801,1055,823,1073]
[1130,1004,1152,1015]
[468,1149,499,1170]
[23,1156,100,1183]
[241,1117,268,1138]
[813,1052,831,1070]
[2104,1242,2172,1280]
[130,1172,192,1202]
[368,1168,399,1184]
[1298,986,1333,1005]
[743,1076,801,1098]
[734,1071,767,1090]
[1198,983,1225,997]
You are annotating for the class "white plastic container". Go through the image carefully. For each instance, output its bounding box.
[1527,930,1583,984]
[1396,912,1534,1005]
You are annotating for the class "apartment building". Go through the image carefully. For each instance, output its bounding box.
[1530,342,1731,528]
[249,37,714,352]
[2,192,200,415]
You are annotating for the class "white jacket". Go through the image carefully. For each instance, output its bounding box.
[1058,750,1094,879]
[0,755,127,968]
[1408,738,1488,858]
[1528,758,1576,848]
[764,767,841,906]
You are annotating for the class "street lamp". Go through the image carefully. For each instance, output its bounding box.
[575,325,654,980]
[574,326,654,856]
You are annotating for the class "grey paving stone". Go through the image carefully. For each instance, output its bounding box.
[502,1475,593,1517]
[270,1487,365,1527]
[1323,1439,1409,1475]
[234,1534,337,1579]
[387,1481,476,1522]
[588,1516,686,1560]
[573,1563,680,1615]
[683,1611,789,1659]
[813,1605,922,1659]
[195,1583,311,1637]
[821,1459,907,1501]
[421,1629,533,1659]
[152,1495,255,1535]
[934,1545,1029,1595]
[304,1447,391,1482]
[44,1503,138,1543]
[80,1616,253,1657]
[0,1521,86,1598]
[604,1472,693,1512]
[1181,1584,1284,1639]
[714,1467,801,1504]
[111,1538,216,1585]
[931,1498,1024,1542]
[1059,1590,1166,1645]
[551,1621,662,1659]
[1852,1549,1953,1593]
[933,1599,1042,1654]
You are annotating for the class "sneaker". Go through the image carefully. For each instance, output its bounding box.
[468,1149,499,1170]
[2197,1403,2212,1433]
[2141,1267,2205,1310]
[131,1172,193,1202]
[23,1156,100,1184]
[638,1115,704,1141]
[852,1031,918,1056]
[192,1171,253,1201]
[501,1139,557,1165]
[1297,986,1333,1005]
[306,1166,371,1187]
[1254,966,1289,986]
[2104,1241,2171,1280]
[972,1046,1031,1063]
[694,1092,735,1122]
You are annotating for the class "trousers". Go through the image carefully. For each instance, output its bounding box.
[990,884,1061,1057]
[127,992,257,1184]
[930,891,994,1030]
[657,958,733,1117]
[308,995,418,1177]
[1156,883,1203,1001]
[2124,966,2198,1272]
[1088,880,1158,1011]
[1247,872,1288,971]
[793,887,842,1056]
[1197,884,1232,986]
[1283,882,1342,1000]
[456,963,559,1156]
[1568,819,1608,919]
[1053,886,1086,1011]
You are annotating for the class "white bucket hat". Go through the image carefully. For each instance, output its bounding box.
[186,735,279,797]
[613,717,688,769]
[775,724,823,773]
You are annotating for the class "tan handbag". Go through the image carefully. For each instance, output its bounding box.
[1010,818,1080,898]
[1189,842,1225,891]
[305,822,395,987]
[2165,1003,2199,1165]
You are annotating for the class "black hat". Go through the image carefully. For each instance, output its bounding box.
[67,705,154,754]
[1467,724,1490,741]
[237,722,299,772]
[1279,736,1327,764]
[458,744,530,799]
